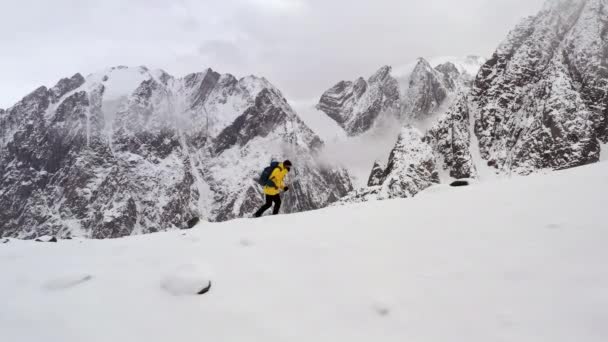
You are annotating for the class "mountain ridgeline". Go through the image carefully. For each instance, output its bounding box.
[2,0,607,238]
[0,67,351,238]
[328,0,608,205]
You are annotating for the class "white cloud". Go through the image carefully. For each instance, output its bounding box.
[0,0,545,108]
[245,0,306,13]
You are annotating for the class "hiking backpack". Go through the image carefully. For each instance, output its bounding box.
[258,161,280,187]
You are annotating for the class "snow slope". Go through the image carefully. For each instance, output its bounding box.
[1,161,607,342]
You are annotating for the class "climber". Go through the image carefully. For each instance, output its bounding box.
[254,160,292,217]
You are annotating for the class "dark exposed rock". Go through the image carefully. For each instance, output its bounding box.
[317,66,400,136]
[450,180,470,187]
[337,126,439,204]
[186,217,200,229]
[463,0,605,174]
[215,89,301,154]
[35,236,57,242]
[317,57,482,137]
[184,69,222,109]
[367,160,386,186]
[423,95,477,179]
[402,59,449,120]
[50,73,85,103]
[435,62,461,90]
[197,281,212,295]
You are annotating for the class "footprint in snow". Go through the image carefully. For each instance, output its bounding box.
[239,238,253,247]
[43,274,93,291]
[372,303,391,317]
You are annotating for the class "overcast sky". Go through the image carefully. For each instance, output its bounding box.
[0,0,545,108]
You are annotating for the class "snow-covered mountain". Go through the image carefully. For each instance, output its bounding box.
[316,66,401,136]
[337,0,608,204]
[0,66,351,239]
[335,125,439,203]
[2,157,607,342]
[316,56,485,136]
[427,0,608,178]
[466,0,607,175]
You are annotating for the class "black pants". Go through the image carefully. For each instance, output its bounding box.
[254,194,281,217]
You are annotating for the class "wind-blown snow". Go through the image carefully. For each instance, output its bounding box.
[1,161,607,342]
[291,99,347,143]
[86,66,155,101]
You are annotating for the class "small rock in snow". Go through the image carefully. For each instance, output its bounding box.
[186,217,200,229]
[35,236,58,243]
[450,180,470,187]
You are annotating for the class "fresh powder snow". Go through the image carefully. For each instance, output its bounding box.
[1,161,607,342]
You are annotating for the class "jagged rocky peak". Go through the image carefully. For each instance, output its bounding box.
[435,62,461,90]
[184,68,221,98]
[316,65,400,136]
[401,58,449,120]
[380,125,440,197]
[0,66,352,239]
[337,126,439,204]
[50,73,85,103]
[318,56,483,137]
[464,0,606,174]
[435,62,459,76]
[369,65,393,83]
[367,160,386,187]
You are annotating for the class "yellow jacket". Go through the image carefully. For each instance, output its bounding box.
[264,163,289,196]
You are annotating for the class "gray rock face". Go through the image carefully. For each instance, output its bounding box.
[50,74,86,103]
[317,66,400,136]
[337,126,439,204]
[0,67,352,239]
[367,0,608,190]
[401,58,450,121]
[336,0,608,204]
[423,95,477,179]
[317,57,482,136]
[435,62,461,90]
[367,160,386,187]
[463,0,605,174]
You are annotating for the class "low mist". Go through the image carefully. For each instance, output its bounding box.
[293,100,403,187]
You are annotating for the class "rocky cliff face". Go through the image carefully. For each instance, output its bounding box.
[400,59,450,121]
[334,0,608,204]
[317,56,485,136]
[336,126,439,204]
[423,95,478,180]
[462,0,606,174]
[0,66,352,239]
[316,66,400,136]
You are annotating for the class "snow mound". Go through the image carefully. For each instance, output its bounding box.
[160,265,213,296]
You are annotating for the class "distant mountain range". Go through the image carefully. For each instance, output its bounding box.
[1,0,606,238]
